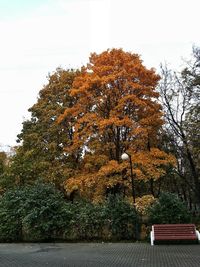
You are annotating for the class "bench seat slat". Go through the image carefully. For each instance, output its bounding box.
[155,236,197,240]
[155,238,197,240]
[155,232,196,234]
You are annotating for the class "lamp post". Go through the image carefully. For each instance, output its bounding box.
[121,152,139,240]
[121,152,136,204]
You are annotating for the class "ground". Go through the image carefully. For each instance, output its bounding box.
[0,243,200,267]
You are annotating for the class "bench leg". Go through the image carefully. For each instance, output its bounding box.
[150,230,154,246]
[196,230,200,243]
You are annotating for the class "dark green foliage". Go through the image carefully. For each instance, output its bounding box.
[103,195,138,240]
[0,182,72,241]
[66,196,139,241]
[0,189,25,241]
[0,184,139,242]
[147,192,191,224]
[21,183,73,241]
[67,201,104,240]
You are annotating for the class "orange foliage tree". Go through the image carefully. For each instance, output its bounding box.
[58,49,175,201]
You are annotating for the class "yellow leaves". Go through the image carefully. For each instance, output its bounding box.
[57,49,176,201]
[78,113,98,124]
[64,160,124,202]
[99,118,114,130]
[63,147,175,202]
[57,106,78,124]
[115,117,133,127]
[131,126,147,137]
[83,154,109,171]
[135,195,156,215]
[64,173,96,195]
[117,94,147,110]
[129,148,176,181]
[99,116,132,131]
[139,113,164,128]
[149,148,176,166]
[98,160,122,177]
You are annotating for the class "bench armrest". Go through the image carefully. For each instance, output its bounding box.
[150,226,154,246]
[196,230,200,242]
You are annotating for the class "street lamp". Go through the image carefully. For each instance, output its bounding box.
[121,152,139,240]
[121,152,136,204]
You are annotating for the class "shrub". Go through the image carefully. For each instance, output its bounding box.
[0,184,140,241]
[67,201,104,240]
[66,196,139,241]
[103,195,139,240]
[21,183,72,241]
[0,189,25,241]
[147,192,191,224]
[0,182,72,241]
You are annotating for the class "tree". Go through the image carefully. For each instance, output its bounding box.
[159,46,200,207]
[0,151,7,192]
[59,49,175,201]
[0,148,16,192]
[0,151,7,176]
[10,68,79,188]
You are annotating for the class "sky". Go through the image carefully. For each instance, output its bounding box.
[0,0,199,148]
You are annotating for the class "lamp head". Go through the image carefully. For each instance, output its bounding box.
[121,152,129,160]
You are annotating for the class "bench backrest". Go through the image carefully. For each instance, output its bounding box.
[153,224,197,240]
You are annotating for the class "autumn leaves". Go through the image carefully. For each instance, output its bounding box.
[57,49,174,201]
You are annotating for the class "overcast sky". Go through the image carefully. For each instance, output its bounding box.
[0,0,199,148]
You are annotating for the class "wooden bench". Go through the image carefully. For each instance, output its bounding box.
[150,224,200,245]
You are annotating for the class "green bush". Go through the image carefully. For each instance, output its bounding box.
[147,192,191,224]
[66,196,139,241]
[66,201,104,240]
[0,184,140,241]
[103,195,138,240]
[0,189,25,241]
[0,182,72,241]
[21,183,73,241]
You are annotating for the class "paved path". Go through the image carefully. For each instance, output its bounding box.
[0,243,200,267]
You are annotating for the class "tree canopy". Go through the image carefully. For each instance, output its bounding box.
[159,46,200,206]
[10,68,79,188]
[58,49,175,201]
